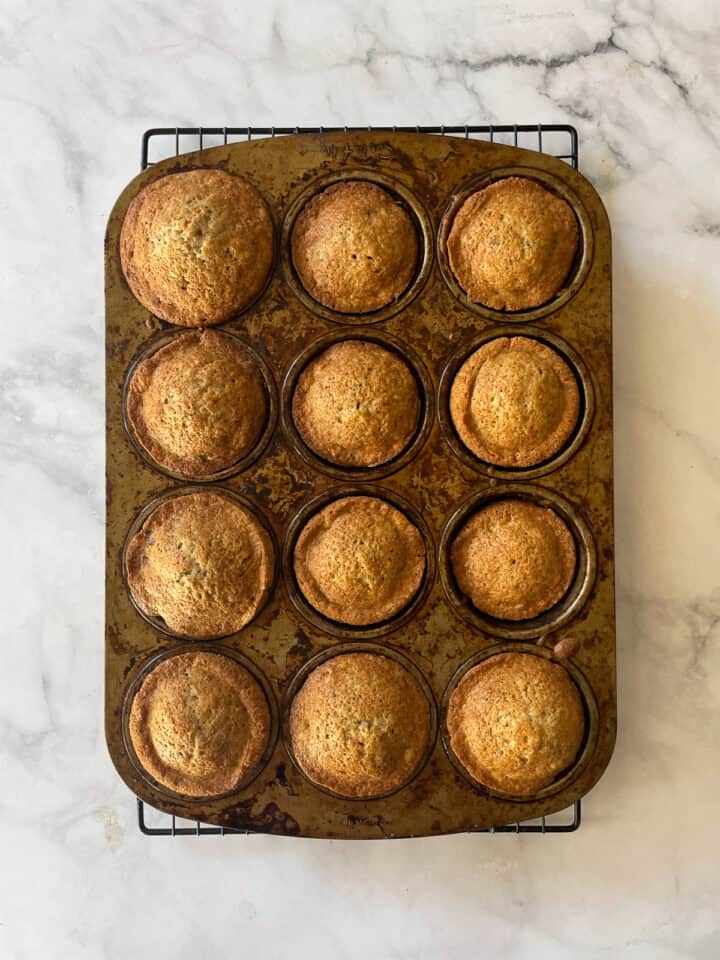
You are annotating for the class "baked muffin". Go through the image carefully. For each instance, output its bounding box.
[446,653,585,796]
[446,177,579,311]
[292,340,420,467]
[120,169,273,326]
[291,181,418,313]
[451,499,576,620]
[125,491,274,638]
[129,650,270,797]
[293,496,425,625]
[289,652,432,798]
[125,330,268,477]
[450,337,580,467]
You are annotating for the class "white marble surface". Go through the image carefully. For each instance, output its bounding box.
[1,0,719,956]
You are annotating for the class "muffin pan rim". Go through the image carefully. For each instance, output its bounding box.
[120,641,281,802]
[437,323,596,481]
[439,642,600,803]
[438,482,597,640]
[281,640,440,802]
[281,483,437,640]
[436,164,594,322]
[280,167,434,325]
[121,328,279,483]
[280,325,435,482]
[121,484,280,642]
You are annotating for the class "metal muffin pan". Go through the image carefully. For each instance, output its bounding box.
[105,131,615,838]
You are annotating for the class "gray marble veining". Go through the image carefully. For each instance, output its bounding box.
[0,1,718,957]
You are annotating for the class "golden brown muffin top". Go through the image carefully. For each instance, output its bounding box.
[125,330,267,477]
[120,169,273,327]
[289,652,432,798]
[129,650,270,798]
[292,340,420,467]
[450,337,580,467]
[446,653,585,797]
[125,491,274,639]
[293,496,426,626]
[451,499,576,621]
[291,181,418,313]
[446,177,579,311]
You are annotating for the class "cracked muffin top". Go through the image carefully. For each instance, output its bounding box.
[289,652,432,798]
[120,169,273,326]
[449,336,580,467]
[290,180,418,313]
[125,330,268,477]
[446,177,579,311]
[446,653,585,797]
[292,339,420,468]
[293,496,426,626]
[451,499,576,621]
[128,650,270,797]
[125,491,274,639]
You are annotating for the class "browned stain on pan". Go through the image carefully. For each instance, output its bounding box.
[105,132,615,838]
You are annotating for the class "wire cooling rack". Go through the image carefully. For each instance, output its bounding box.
[141,124,578,171]
[134,123,582,836]
[137,797,581,836]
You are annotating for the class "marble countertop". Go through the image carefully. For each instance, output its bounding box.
[2,0,719,957]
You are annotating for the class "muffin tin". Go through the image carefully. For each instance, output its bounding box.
[105,131,615,837]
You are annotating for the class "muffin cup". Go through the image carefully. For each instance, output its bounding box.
[437,325,595,480]
[117,166,279,327]
[439,483,596,640]
[437,166,594,322]
[122,329,278,483]
[441,642,599,802]
[282,641,438,801]
[121,642,280,802]
[281,327,434,481]
[282,483,436,640]
[281,169,433,324]
[122,484,279,641]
